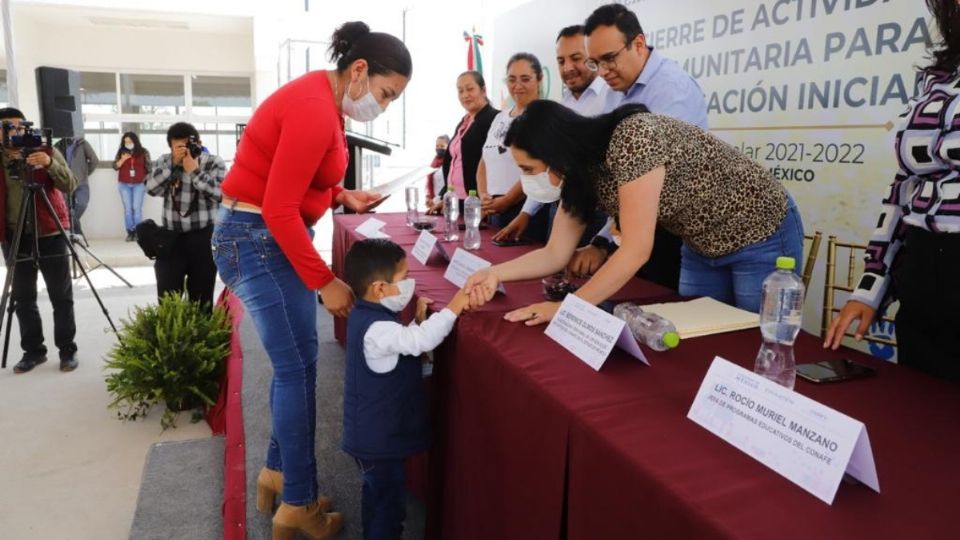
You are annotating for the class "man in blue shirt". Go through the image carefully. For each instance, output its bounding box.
[567,3,708,289]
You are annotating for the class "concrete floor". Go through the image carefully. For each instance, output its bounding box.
[0,258,211,540]
[0,200,400,539]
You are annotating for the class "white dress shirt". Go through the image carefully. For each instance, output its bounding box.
[363,309,457,374]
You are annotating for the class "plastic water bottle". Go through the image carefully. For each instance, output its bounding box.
[613,302,681,352]
[442,185,459,242]
[754,256,805,390]
[463,190,482,250]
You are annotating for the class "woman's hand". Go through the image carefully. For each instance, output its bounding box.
[426,200,444,215]
[318,277,355,318]
[823,300,876,350]
[337,190,386,213]
[116,154,131,167]
[481,195,508,217]
[504,301,560,326]
[567,245,608,277]
[464,269,499,309]
[492,212,529,242]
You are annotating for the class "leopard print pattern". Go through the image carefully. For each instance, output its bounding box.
[597,113,788,258]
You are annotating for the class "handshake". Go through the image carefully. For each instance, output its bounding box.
[414,270,499,321]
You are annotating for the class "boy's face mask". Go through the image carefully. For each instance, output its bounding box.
[380,278,416,312]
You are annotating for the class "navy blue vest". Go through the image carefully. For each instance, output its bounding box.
[342,300,429,460]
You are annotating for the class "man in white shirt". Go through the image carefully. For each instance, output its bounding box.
[493,25,611,243]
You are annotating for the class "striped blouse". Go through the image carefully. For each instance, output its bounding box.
[852,68,960,309]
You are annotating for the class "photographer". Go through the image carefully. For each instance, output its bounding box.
[0,108,79,374]
[145,122,224,308]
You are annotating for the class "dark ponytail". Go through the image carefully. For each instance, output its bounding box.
[328,21,413,78]
[504,100,648,221]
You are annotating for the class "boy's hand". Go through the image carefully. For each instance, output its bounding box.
[416,296,434,323]
[447,288,470,316]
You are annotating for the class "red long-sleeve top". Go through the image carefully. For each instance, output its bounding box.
[221,71,347,290]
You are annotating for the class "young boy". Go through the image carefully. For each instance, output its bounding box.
[342,238,469,539]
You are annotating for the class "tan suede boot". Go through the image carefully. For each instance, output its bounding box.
[272,501,343,540]
[255,468,332,515]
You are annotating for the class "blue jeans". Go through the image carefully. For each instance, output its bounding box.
[355,458,406,540]
[71,184,90,235]
[678,196,804,313]
[211,207,319,505]
[117,182,145,232]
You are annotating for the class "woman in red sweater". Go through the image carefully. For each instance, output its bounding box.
[212,21,410,539]
[112,132,151,241]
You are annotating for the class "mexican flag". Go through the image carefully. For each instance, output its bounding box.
[463,30,484,73]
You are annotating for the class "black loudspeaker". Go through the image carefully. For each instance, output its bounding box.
[35,67,82,138]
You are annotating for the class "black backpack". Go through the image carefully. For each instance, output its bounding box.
[135,219,178,260]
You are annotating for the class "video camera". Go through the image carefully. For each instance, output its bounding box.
[1,121,52,155]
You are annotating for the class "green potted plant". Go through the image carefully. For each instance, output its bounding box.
[105,292,231,429]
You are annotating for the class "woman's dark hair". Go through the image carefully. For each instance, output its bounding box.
[507,52,543,80]
[328,21,412,78]
[457,70,486,90]
[343,238,407,296]
[504,100,648,221]
[924,0,960,72]
[115,131,145,160]
[584,3,643,42]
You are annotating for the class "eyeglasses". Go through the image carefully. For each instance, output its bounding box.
[585,44,629,72]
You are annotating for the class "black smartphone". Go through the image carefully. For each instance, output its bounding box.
[491,237,533,247]
[796,359,876,383]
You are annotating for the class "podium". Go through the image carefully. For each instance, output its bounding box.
[345,131,393,194]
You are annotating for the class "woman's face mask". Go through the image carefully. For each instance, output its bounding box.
[342,75,384,123]
[520,166,562,203]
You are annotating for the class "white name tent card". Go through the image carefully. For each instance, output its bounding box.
[411,230,439,265]
[544,293,648,371]
[687,357,880,505]
[355,218,389,239]
[442,248,505,293]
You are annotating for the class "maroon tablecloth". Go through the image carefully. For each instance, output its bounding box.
[331,213,960,539]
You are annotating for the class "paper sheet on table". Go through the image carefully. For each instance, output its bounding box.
[639,297,759,339]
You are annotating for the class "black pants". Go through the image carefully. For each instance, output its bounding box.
[155,226,217,308]
[891,227,960,382]
[2,233,77,359]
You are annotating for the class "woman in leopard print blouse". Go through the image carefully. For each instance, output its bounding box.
[465,100,803,324]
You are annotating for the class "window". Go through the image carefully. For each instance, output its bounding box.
[120,74,185,115]
[83,120,121,160]
[192,76,252,117]
[79,72,118,114]
[0,70,8,107]
[79,70,252,165]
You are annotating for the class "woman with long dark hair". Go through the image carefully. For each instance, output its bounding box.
[213,21,409,538]
[825,0,960,381]
[112,132,150,241]
[428,71,499,214]
[466,100,803,323]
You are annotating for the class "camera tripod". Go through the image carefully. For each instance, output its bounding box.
[63,191,133,288]
[0,171,120,368]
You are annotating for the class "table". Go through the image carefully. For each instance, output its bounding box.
[331,213,960,539]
